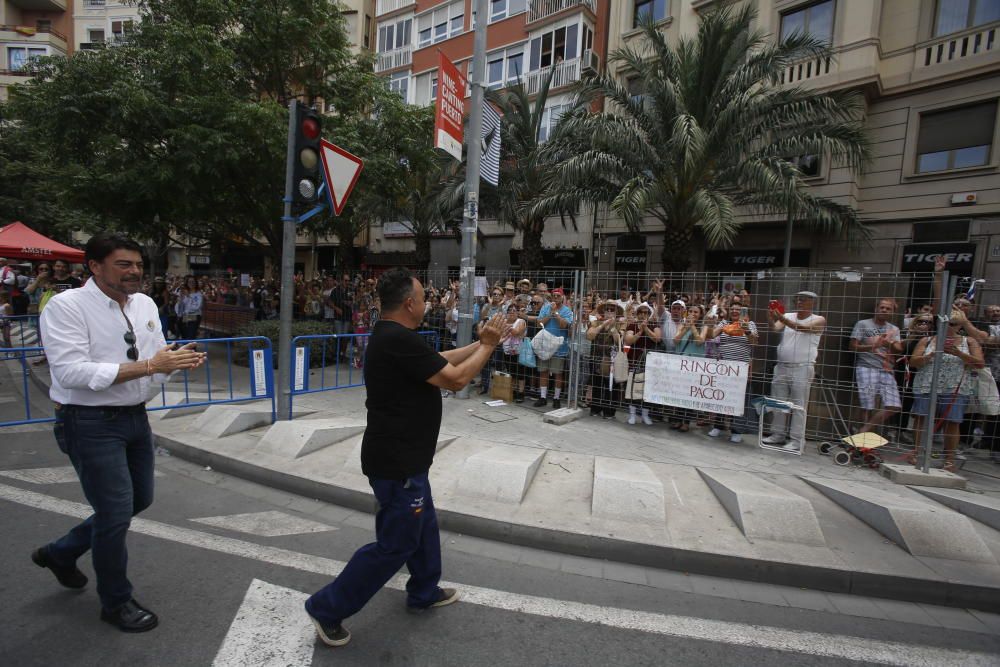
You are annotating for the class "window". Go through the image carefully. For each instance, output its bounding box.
[528,23,579,71]
[490,0,527,23]
[538,103,573,142]
[413,71,440,106]
[633,0,667,28]
[934,0,1000,37]
[110,19,135,42]
[7,46,47,71]
[486,46,525,88]
[916,101,997,173]
[36,20,52,33]
[417,1,464,47]
[89,29,106,43]
[378,17,412,53]
[365,15,372,49]
[780,0,835,44]
[388,71,409,101]
[787,154,821,177]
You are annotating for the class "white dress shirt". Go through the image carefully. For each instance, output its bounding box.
[41,278,171,406]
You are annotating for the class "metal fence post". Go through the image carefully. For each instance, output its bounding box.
[920,272,956,473]
[566,269,583,408]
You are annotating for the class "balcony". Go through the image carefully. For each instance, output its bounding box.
[524,56,580,95]
[82,0,106,8]
[527,0,595,24]
[7,0,66,10]
[779,55,838,86]
[376,0,414,18]
[376,44,413,72]
[0,24,69,51]
[914,24,998,72]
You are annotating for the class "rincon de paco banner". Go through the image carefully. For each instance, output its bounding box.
[434,52,465,161]
[643,352,750,416]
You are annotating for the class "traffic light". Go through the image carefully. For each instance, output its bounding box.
[293,105,322,205]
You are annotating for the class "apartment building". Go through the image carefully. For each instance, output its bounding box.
[0,0,72,103]
[366,0,611,274]
[369,0,1000,285]
[595,0,1000,282]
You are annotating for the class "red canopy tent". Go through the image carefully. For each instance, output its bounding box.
[0,221,85,263]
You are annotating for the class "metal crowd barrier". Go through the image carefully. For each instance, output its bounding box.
[1,315,43,355]
[0,336,276,428]
[288,331,439,419]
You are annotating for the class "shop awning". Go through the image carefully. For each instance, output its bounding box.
[0,221,85,263]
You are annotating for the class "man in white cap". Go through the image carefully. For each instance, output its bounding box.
[763,290,826,451]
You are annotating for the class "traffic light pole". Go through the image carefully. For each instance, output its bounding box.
[277,98,298,421]
[455,0,490,399]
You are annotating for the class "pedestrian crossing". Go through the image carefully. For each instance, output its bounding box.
[0,465,166,484]
[190,510,337,537]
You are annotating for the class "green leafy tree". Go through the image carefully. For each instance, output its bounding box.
[534,5,871,271]
[0,0,408,271]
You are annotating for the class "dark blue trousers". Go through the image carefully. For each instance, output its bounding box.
[306,472,442,625]
[47,404,155,610]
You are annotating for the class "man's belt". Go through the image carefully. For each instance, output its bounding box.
[55,403,147,415]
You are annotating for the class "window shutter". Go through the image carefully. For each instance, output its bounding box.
[918,102,998,154]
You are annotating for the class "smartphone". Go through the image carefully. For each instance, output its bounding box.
[740,307,749,321]
[769,299,785,314]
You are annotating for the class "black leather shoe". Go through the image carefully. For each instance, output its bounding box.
[532,397,547,408]
[101,599,159,633]
[32,547,87,589]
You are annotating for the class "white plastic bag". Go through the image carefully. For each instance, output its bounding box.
[531,328,564,361]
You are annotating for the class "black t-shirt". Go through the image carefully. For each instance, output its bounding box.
[361,319,448,479]
[51,274,81,292]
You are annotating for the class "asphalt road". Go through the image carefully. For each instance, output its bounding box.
[2,426,999,667]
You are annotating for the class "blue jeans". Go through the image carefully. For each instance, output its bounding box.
[47,404,155,610]
[306,472,442,625]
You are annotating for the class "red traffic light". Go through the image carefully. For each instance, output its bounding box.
[302,117,321,140]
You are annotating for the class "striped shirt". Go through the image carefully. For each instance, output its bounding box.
[716,320,758,362]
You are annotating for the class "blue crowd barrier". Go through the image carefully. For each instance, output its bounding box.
[1,315,43,356]
[288,330,440,419]
[0,336,277,428]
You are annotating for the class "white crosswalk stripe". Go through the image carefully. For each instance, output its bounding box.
[191,510,337,537]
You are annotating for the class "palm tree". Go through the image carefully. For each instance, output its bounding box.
[441,68,586,273]
[533,4,871,272]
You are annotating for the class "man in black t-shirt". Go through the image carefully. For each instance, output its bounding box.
[305,267,508,648]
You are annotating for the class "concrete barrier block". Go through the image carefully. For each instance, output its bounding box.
[880,463,967,489]
[256,419,366,459]
[592,457,665,523]
[542,407,585,425]
[804,478,996,564]
[456,445,545,504]
[698,469,825,545]
[191,405,273,439]
[913,487,1000,532]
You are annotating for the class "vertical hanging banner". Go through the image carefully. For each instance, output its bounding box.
[435,52,466,161]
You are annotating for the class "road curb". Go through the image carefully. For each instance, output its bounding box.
[155,432,1000,614]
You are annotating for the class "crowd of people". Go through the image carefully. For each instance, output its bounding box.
[3,255,1000,467]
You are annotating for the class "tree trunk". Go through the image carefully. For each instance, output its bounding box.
[414,231,431,272]
[520,221,544,274]
[660,219,693,273]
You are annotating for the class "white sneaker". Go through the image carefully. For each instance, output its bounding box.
[729,433,743,444]
[641,413,653,426]
[762,434,787,445]
[707,428,722,438]
[627,414,636,425]
[782,442,801,451]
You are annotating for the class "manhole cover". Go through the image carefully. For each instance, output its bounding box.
[472,411,518,423]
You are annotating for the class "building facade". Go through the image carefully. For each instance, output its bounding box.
[371,0,1000,285]
[0,0,72,103]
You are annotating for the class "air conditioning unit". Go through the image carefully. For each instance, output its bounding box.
[582,49,600,74]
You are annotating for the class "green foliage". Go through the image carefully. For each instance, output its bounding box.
[537,5,872,271]
[0,0,435,269]
[233,319,338,368]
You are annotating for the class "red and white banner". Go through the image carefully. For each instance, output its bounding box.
[434,52,465,161]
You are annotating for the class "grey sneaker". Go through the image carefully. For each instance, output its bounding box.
[407,587,460,614]
[309,615,350,647]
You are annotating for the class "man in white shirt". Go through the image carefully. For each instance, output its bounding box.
[32,233,205,633]
[0,257,15,298]
[762,291,826,452]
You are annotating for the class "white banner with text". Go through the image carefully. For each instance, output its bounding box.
[643,353,749,416]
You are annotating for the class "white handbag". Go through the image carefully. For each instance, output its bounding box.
[972,367,1000,416]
